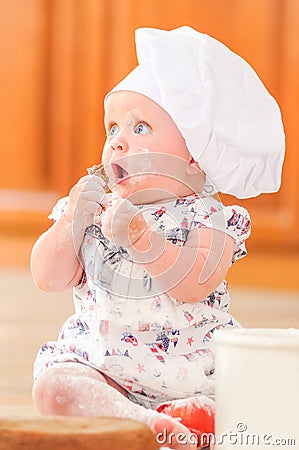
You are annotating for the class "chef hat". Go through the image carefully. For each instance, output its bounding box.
[107,26,285,199]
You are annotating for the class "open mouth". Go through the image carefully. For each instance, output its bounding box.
[111,162,129,183]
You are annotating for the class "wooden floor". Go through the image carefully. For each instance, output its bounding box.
[0,268,73,406]
[1,267,298,408]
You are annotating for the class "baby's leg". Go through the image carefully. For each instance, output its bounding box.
[32,362,198,449]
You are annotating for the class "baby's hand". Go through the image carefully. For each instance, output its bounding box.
[64,175,109,229]
[101,193,148,248]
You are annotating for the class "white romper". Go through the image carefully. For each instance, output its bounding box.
[33,193,251,407]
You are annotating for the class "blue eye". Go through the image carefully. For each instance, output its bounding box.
[108,124,119,136]
[135,123,151,135]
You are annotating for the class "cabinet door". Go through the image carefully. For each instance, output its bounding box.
[0,0,48,191]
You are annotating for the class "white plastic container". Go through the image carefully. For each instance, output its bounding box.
[214,328,299,449]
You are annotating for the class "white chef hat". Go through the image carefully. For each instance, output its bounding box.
[107,26,285,199]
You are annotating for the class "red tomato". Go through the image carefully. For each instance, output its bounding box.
[157,396,215,447]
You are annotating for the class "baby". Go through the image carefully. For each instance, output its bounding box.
[31,27,285,449]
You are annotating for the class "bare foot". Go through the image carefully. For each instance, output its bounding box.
[152,415,199,449]
[156,396,215,449]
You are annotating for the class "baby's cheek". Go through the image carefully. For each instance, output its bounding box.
[101,144,111,165]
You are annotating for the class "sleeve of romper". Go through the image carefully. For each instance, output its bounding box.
[48,196,69,222]
[190,196,251,265]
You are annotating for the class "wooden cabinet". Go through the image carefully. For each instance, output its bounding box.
[1,0,298,285]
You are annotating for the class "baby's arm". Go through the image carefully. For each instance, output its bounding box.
[31,214,83,292]
[130,226,233,303]
[31,175,108,292]
[101,194,233,303]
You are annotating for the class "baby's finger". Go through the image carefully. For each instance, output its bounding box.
[68,177,106,202]
[79,174,107,190]
[100,193,112,210]
[77,190,108,208]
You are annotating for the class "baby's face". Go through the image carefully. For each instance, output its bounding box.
[102,91,204,204]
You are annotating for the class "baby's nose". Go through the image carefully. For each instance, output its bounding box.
[111,136,128,152]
